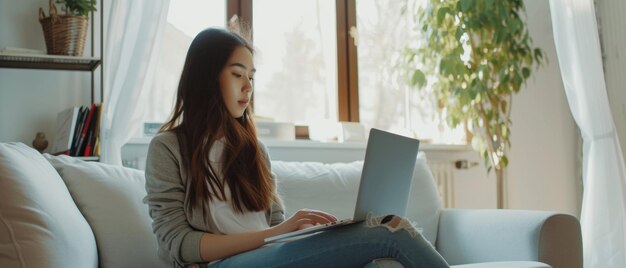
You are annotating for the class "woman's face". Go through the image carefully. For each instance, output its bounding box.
[219,46,255,118]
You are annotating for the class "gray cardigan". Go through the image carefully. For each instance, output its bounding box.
[143,131,285,267]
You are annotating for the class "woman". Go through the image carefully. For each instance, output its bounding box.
[144,27,449,268]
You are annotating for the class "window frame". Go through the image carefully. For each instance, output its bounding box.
[229,0,360,122]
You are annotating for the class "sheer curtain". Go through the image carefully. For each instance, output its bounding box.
[549,0,626,267]
[100,0,170,165]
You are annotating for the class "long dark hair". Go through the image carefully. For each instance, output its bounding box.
[160,28,276,213]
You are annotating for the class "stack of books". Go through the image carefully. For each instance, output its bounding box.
[51,103,103,157]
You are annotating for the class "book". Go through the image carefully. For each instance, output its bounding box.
[83,103,101,156]
[75,103,96,156]
[92,103,104,156]
[70,106,88,156]
[51,107,80,155]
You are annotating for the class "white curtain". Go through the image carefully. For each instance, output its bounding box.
[549,0,626,267]
[100,0,170,165]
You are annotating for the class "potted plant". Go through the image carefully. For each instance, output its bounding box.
[403,0,545,208]
[56,0,97,16]
[39,0,97,56]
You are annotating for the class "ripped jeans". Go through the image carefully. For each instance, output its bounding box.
[208,215,449,268]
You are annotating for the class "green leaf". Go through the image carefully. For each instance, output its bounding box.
[522,67,530,79]
[494,27,503,43]
[500,100,507,113]
[411,70,427,88]
[500,155,509,167]
[439,60,448,76]
[459,89,471,105]
[454,87,463,96]
[460,0,474,12]
[477,83,486,92]
[499,69,509,84]
[485,0,495,10]
[455,28,464,41]
[509,18,521,34]
[468,88,478,99]
[513,72,523,88]
[449,115,461,127]
[437,7,450,25]
[534,48,544,62]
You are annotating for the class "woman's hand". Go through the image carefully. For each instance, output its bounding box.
[268,209,338,236]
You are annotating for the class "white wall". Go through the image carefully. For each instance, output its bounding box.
[1,0,582,215]
[507,0,581,216]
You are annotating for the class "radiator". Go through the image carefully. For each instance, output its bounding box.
[428,160,456,208]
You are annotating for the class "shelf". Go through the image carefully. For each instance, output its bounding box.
[0,53,101,71]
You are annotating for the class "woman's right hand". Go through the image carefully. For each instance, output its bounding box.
[269,209,338,236]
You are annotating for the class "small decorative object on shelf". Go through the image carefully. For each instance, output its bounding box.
[295,125,310,140]
[32,132,49,153]
[143,122,162,137]
[38,0,97,56]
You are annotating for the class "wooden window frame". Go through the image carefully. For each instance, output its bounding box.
[227,0,253,40]
[337,0,359,122]
[230,0,360,122]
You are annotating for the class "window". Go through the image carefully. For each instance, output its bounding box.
[145,0,465,144]
[252,0,338,125]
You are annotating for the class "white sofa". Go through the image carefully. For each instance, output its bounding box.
[0,142,582,268]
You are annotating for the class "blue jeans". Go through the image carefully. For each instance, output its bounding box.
[208,217,449,268]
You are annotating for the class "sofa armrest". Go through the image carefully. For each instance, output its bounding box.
[436,209,582,268]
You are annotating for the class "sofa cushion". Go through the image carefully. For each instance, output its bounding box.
[273,160,362,218]
[407,152,443,245]
[272,151,442,244]
[44,154,168,268]
[0,143,98,268]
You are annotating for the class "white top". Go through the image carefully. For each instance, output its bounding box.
[208,140,269,234]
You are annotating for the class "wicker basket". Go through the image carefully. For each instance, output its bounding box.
[39,0,88,56]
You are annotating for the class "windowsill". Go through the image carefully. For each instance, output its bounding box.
[126,137,471,151]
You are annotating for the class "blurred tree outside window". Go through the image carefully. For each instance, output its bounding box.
[356,0,465,144]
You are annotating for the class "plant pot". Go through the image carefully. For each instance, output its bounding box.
[39,0,88,56]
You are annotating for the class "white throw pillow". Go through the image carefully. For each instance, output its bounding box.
[407,151,443,245]
[271,151,442,245]
[0,143,98,268]
[273,160,362,220]
[44,154,168,268]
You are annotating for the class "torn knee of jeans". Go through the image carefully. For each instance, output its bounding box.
[365,213,422,238]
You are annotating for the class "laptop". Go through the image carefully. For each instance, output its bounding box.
[264,128,420,243]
